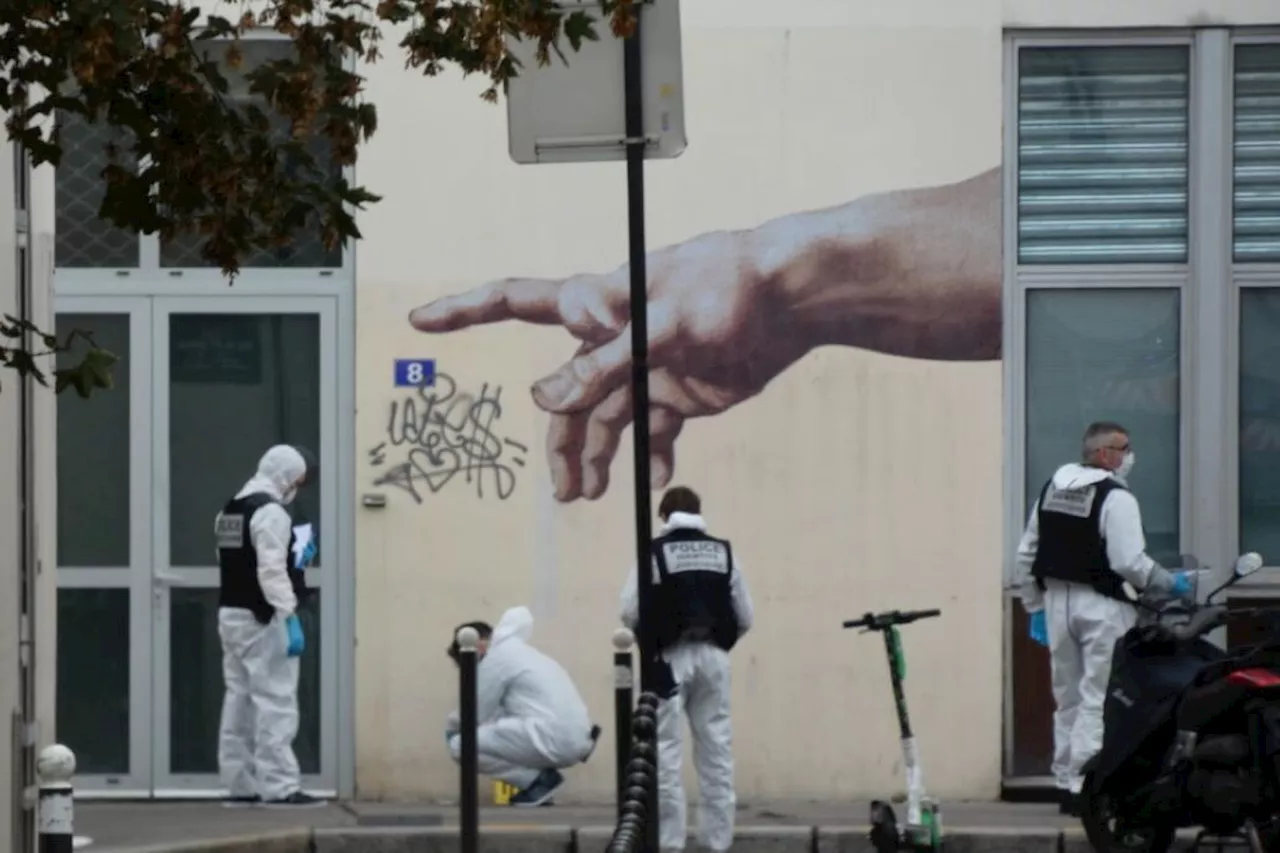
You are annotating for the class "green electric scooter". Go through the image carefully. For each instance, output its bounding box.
[842,608,944,853]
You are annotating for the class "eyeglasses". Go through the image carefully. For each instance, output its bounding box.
[1110,442,1131,453]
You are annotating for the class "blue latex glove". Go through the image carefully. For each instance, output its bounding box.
[285,615,306,657]
[1170,571,1195,600]
[1028,610,1048,647]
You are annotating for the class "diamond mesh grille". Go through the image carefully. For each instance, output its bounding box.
[55,114,140,267]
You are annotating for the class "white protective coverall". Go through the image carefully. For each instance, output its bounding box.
[446,606,596,789]
[217,445,307,800]
[1015,462,1179,795]
[620,512,755,853]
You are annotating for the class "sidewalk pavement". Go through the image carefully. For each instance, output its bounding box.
[79,799,1089,852]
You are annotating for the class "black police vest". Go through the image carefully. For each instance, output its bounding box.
[649,528,740,653]
[216,492,310,624]
[1030,476,1131,601]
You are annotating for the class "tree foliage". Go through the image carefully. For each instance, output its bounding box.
[0,0,637,395]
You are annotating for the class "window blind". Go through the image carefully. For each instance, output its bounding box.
[1018,46,1190,264]
[1234,44,1280,263]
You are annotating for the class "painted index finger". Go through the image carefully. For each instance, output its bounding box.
[408,277,565,332]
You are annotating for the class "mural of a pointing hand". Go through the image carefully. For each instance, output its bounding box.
[410,167,1001,502]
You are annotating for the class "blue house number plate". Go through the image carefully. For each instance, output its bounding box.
[394,359,436,388]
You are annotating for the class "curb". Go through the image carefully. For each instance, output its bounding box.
[95,824,1085,853]
[95,828,312,853]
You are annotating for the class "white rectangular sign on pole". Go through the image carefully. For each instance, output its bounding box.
[504,0,686,165]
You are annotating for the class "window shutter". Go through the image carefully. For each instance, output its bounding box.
[1234,44,1280,263]
[1018,46,1190,264]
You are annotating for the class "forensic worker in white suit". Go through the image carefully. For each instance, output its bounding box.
[445,606,600,807]
[215,444,325,809]
[621,486,754,853]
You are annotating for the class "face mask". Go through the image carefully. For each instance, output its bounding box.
[1116,451,1136,481]
[281,484,298,506]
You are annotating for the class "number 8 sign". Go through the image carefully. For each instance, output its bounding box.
[394,359,436,388]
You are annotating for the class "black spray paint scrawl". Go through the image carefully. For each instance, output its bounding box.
[367,372,529,502]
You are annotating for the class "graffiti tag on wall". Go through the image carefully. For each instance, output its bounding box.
[367,372,529,502]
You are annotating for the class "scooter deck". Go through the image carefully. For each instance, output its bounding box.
[869,801,944,852]
[904,821,943,851]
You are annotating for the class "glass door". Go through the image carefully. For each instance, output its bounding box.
[150,296,338,795]
[54,297,153,794]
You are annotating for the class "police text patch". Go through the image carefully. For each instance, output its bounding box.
[215,513,245,548]
[660,540,729,575]
[1041,485,1097,519]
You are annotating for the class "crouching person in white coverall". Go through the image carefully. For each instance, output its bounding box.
[621,486,754,853]
[445,606,601,807]
[215,444,325,808]
[1016,421,1195,817]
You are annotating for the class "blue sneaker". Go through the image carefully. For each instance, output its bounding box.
[509,769,564,808]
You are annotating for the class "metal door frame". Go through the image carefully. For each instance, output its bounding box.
[53,295,154,796]
[149,295,339,796]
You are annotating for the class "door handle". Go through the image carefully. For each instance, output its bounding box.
[153,570,194,587]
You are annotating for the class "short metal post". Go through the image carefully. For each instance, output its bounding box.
[637,693,661,853]
[613,628,635,818]
[37,744,75,853]
[457,627,480,853]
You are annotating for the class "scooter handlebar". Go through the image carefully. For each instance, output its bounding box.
[1168,605,1233,642]
[1140,605,1229,644]
[842,609,942,630]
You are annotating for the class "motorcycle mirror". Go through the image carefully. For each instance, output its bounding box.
[1235,552,1264,578]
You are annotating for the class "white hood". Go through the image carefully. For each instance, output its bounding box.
[237,445,307,503]
[661,511,707,534]
[491,605,535,647]
[453,604,593,765]
[1049,462,1115,491]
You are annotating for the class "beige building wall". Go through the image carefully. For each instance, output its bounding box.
[353,0,1004,802]
[350,0,1280,802]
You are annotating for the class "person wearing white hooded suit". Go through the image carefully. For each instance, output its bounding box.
[620,486,754,853]
[215,444,325,808]
[445,606,600,807]
[1015,421,1195,816]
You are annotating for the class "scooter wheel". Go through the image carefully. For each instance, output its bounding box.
[1079,772,1175,853]
[868,800,900,853]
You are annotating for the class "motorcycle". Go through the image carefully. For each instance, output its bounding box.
[1079,551,1280,853]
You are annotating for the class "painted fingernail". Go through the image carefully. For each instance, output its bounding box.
[583,467,605,500]
[408,304,440,328]
[549,454,571,501]
[650,457,670,489]
[532,372,583,411]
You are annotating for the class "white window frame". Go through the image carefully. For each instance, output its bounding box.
[1001,28,1254,776]
[50,28,359,799]
[1004,31,1201,592]
[1229,32,1280,594]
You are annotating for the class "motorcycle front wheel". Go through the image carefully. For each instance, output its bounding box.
[1080,774,1176,853]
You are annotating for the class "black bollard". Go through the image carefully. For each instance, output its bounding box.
[37,744,76,853]
[637,692,661,853]
[606,691,663,853]
[612,627,635,818]
[457,626,480,853]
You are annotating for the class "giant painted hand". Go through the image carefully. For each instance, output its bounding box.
[410,168,1000,501]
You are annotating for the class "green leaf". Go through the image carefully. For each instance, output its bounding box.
[81,347,118,392]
